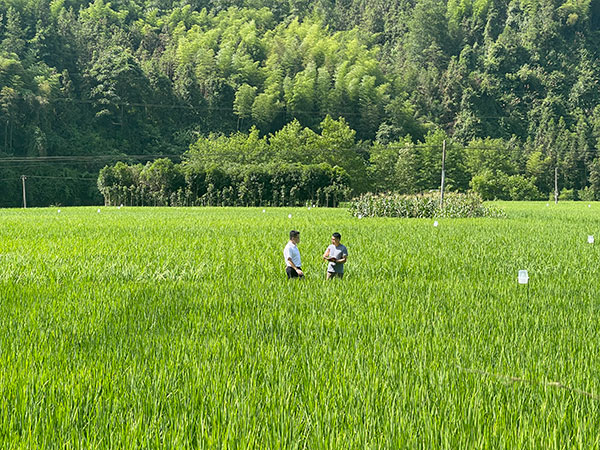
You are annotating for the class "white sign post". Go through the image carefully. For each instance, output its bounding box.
[518,270,530,299]
[588,235,594,244]
[518,270,529,284]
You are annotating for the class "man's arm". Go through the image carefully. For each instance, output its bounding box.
[323,247,331,261]
[287,257,303,275]
[335,249,348,264]
[335,254,347,264]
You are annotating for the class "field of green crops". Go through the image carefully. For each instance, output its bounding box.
[1,203,600,448]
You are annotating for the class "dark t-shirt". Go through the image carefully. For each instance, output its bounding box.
[326,244,348,273]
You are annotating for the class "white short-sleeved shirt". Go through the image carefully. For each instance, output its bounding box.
[284,241,301,267]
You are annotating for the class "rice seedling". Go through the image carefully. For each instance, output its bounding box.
[1,202,599,448]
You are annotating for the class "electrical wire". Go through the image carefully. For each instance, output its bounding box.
[24,175,98,181]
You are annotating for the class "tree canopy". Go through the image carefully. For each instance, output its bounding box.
[2,0,600,205]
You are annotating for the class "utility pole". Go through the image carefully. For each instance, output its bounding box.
[440,140,446,209]
[21,175,27,208]
[554,167,558,204]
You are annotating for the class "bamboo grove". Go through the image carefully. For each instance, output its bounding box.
[2,0,600,205]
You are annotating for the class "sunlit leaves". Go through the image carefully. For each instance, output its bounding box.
[1,204,600,446]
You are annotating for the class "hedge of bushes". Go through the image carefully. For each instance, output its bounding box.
[97,159,351,207]
[349,192,505,218]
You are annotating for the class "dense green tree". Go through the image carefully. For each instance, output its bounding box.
[3,0,600,205]
[268,119,319,164]
[367,136,412,192]
[233,83,257,129]
[1,8,26,55]
[394,145,421,194]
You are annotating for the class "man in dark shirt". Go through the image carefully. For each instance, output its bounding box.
[323,232,348,279]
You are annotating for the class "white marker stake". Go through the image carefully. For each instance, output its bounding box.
[588,235,594,244]
[433,221,439,227]
[546,203,549,207]
[518,270,529,284]
[97,209,101,213]
[262,209,266,213]
[57,209,61,213]
[589,204,592,208]
[288,214,292,219]
[357,214,362,219]
[518,269,530,299]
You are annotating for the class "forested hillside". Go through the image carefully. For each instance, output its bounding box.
[2,0,600,206]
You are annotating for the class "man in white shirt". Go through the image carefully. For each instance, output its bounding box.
[284,230,304,279]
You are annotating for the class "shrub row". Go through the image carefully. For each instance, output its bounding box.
[349,192,505,219]
[98,159,351,207]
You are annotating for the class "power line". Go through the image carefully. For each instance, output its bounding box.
[0,154,182,162]
[2,144,600,172]
[0,154,183,167]
[25,175,97,181]
[0,175,97,181]
[42,97,367,117]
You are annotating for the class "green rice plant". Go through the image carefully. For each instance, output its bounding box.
[0,202,599,448]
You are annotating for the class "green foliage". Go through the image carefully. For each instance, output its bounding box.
[187,126,270,167]
[233,83,257,126]
[185,116,367,193]
[3,0,600,205]
[393,144,421,194]
[558,187,577,200]
[367,137,411,192]
[141,158,185,197]
[99,159,351,206]
[578,185,595,201]
[3,204,600,446]
[464,138,518,177]
[587,156,600,200]
[506,174,542,200]
[349,191,503,218]
[526,150,554,193]
[470,170,506,200]
[470,170,540,201]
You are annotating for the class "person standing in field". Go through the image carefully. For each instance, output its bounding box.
[323,232,348,279]
[284,230,304,279]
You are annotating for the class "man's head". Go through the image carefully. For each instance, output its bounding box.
[331,232,341,246]
[290,230,300,244]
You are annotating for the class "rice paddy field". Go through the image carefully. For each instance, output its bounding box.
[1,202,600,448]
